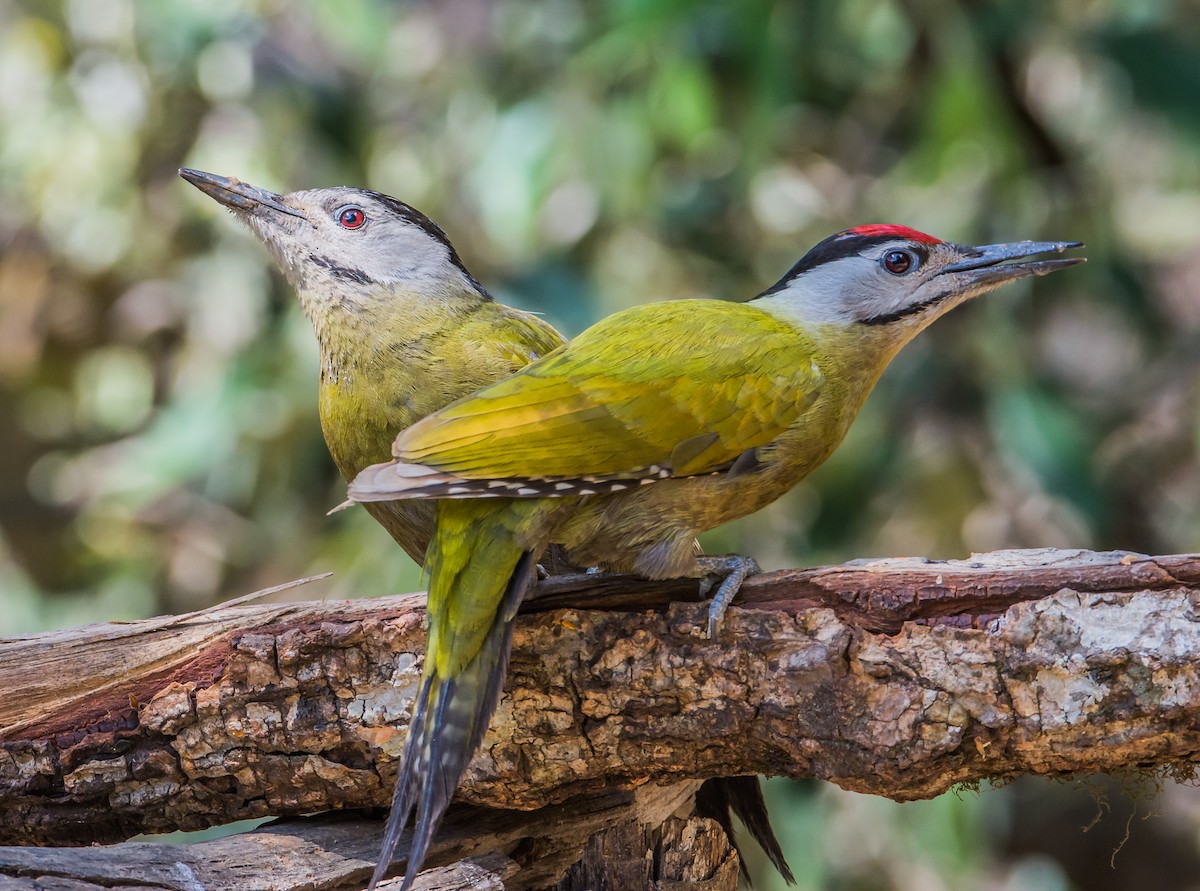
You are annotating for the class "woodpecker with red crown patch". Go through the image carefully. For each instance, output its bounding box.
[347,226,1083,890]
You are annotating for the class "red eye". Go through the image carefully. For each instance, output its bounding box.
[338,206,366,229]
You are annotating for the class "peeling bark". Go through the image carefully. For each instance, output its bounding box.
[3,548,1199,863]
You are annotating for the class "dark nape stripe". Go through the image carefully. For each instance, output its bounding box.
[308,254,376,285]
[860,289,951,326]
[361,190,493,300]
[756,233,931,298]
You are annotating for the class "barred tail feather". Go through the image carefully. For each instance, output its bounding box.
[368,548,537,890]
[368,674,432,887]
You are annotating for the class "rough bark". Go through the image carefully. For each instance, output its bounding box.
[3,548,1200,861]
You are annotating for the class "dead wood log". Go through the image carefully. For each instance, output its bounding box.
[4,547,1200,881]
[0,784,717,891]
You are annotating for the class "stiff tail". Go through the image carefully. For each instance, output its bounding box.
[695,776,795,886]
[368,500,542,890]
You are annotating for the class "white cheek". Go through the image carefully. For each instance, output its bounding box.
[854,272,919,319]
[754,256,874,325]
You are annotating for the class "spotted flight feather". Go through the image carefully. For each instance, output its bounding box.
[348,460,678,503]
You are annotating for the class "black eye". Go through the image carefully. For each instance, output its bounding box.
[882,250,914,275]
[337,206,366,229]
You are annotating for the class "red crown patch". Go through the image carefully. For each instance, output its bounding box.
[844,224,942,245]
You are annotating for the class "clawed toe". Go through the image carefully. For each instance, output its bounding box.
[696,554,762,638]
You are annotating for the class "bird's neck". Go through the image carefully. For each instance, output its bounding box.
[755,294,912,390]
[815,323,910,413]
[302,283,488,373]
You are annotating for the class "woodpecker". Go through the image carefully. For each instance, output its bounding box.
[179,168,563,562]
[178,168,793,888]
[348,225,1084,889]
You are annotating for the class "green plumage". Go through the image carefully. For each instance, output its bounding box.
[363,298,895,579]
[319,298,563,561]
[424,499,551,678]
[397,300,826,478]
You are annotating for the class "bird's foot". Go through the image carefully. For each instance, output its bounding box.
[696,554,761,638]
[536,563,550,580]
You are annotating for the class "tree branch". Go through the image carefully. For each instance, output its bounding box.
[3,547,1199,867]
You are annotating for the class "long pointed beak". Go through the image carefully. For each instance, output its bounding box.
[178,168,305,220]
[942,240,1085,287]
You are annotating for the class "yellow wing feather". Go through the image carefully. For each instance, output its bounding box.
[394,300,824,480]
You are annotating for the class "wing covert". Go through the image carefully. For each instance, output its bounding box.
[394,300,824,482]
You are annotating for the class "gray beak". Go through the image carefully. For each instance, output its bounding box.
[179,168,305,220]
[942,240,1085,287]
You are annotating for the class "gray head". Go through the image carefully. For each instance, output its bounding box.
[754,224,1083,334]
[179,168,489,312]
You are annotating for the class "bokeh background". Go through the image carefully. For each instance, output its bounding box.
[2,0,1199,888]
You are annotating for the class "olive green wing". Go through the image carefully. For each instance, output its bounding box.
[349,301,823,502]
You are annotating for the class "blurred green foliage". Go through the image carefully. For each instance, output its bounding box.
[2,0,1199,887]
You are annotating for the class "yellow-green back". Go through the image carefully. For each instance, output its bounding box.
[394,299,825,479]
